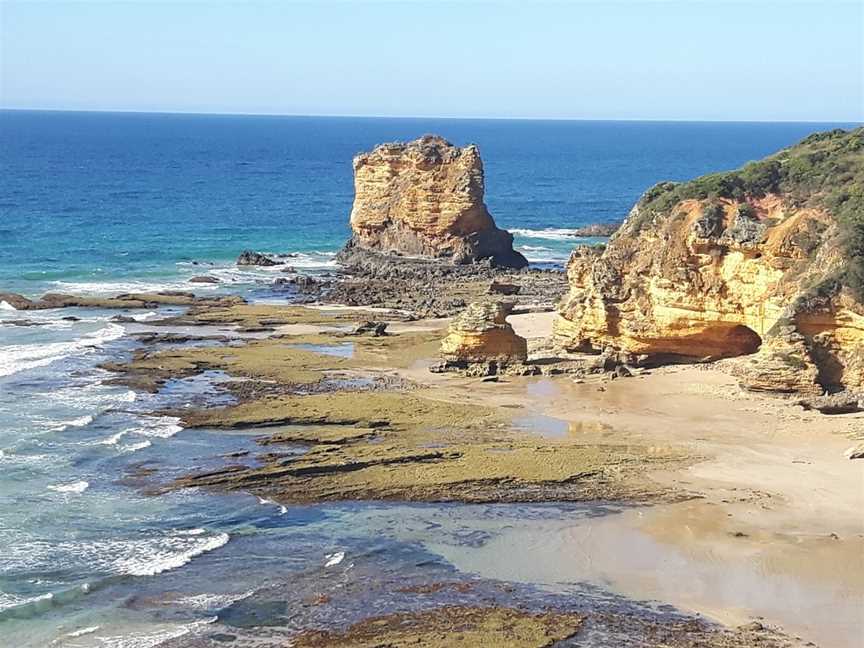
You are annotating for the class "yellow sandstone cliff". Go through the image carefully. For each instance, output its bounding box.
[555,128,864,395]
[343,135,527,268]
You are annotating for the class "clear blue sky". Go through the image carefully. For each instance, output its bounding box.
[1,1,861,121]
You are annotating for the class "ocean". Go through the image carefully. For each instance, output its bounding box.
[0,111,855,646]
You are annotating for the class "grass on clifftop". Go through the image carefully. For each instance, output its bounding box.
[632,127,864,299]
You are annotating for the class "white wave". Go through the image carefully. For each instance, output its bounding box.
[0,591,54,613]
[49,415,94,433]
[120,439,152,453]
[0,323,125,378]
[257,496,287,515]
[97,430,127,446]
[324,551,345,567]
[285,252,339,269]
[520,252,571,264]
[133,416,183,438]
[48,480,89,494]
[50,385,136,414]
[0,450,50,466]
[0,300,18,311]
[511,227,605,241]
[2,531,229,580]
[116,532,229,577]
[50,279,200,295]
[66,625,100,638]
[174,590,253,611]
[520,244,552,251]
[86,617,217,648]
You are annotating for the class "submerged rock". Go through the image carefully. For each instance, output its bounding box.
[555,128,864,395]
[189,275,220,284]
[340,135,527,269]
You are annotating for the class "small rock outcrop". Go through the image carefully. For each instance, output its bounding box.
[798,391,863,415]
[237,250,280,267]
[340,135,527,269]
[349,321,389,337]
[437,301,527,374]
[555,128,864,395]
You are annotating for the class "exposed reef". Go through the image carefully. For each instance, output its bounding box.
[339,135,527,269]
[0,291,244,311]
[555,128,864,396]
[288,606,584,648]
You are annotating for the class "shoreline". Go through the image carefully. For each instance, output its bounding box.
[18,279,853,646]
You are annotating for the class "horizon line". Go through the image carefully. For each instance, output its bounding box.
[1,107,861,125]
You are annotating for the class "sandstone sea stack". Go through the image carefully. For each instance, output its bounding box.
[440,301,528,366]
[555,128,864,395]
[339,135,527,268]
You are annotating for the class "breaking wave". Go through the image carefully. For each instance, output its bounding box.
[0,323,125,378]
[47,480,90,494]
[511,227,608,241]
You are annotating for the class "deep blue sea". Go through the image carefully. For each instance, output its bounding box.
[0,112,858,646]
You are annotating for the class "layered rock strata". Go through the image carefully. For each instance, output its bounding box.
[340,135,527,268]
[437,301,528,375]
[555,128,864,395]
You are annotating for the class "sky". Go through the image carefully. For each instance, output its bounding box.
[1,1,862,122]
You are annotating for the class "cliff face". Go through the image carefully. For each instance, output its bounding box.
[555,128,864,395]
[345,135,527,268]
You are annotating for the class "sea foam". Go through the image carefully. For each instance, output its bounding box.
[47,480,90,494]
[115,531,230,577]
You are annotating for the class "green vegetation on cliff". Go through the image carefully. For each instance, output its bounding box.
[633,127,864,298]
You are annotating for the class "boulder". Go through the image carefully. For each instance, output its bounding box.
[350,321,389,337]
[488,281,521,296]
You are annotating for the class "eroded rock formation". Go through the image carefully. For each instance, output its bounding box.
[341,135,527,268]
[440,301,528,368]
[555,128,864,395]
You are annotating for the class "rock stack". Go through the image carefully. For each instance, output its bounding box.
[339,135,527,269]
[434,301,528,376]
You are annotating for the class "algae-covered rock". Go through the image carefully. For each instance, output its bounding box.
[289,606,583,648]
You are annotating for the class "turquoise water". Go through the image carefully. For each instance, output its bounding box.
[0,113,857,645]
